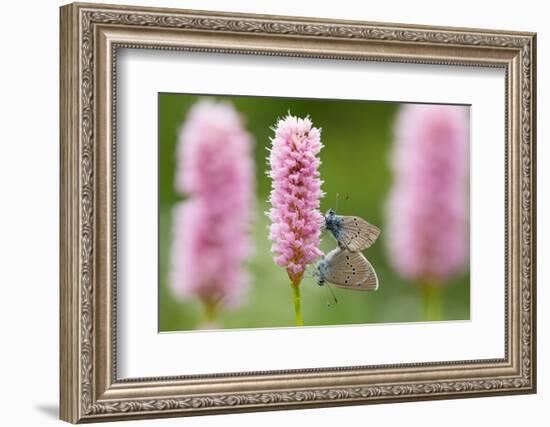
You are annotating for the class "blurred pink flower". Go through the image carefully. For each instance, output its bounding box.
[170,100,254,308]
[268,114,324,285]
[386,104,469,283]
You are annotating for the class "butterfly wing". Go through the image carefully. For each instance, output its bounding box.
[356,257,378,291]
[324,249,378,291]
[338,216,381,252]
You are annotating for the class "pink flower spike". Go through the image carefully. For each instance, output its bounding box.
[170,99,255,308]
[267,114,324,286]
[386,104,469,284]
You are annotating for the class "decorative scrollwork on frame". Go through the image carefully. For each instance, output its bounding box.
[86,377,530,415]
[80,9,95,413]
[76,7,535,418]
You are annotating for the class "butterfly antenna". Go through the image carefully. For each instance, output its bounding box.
[335,192,340,213]
[342,194,350,210]
[323,286,333,308]
[326,283,338,306]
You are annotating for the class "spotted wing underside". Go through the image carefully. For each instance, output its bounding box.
[337,216,381,252]
[325,249,378,291]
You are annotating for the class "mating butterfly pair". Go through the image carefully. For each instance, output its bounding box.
[314,209,380,292]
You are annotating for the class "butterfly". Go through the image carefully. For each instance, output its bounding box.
[314,247,378,292]
[324,208,381,253]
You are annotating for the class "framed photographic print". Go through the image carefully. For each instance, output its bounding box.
[59,2,537,423]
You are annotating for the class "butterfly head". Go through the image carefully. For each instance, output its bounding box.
[324,208,342,237]
[313,258,328,287]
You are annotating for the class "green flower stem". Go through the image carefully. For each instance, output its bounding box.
[291,284,304,326]
[420,280,443,321]
[203,300,218,325]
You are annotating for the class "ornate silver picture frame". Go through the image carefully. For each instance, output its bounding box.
[60,2,536,423]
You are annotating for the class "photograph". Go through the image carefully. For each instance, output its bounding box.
[57,3,536,422]
[158,94,471,331]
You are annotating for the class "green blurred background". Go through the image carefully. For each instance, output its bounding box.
[159,93,470,331]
